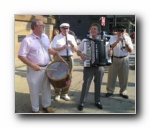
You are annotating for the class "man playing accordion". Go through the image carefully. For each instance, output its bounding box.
[77,23,112,111]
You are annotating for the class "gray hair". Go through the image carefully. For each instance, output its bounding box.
[31,19,42,30]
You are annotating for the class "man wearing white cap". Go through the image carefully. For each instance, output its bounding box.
[51,23,78,101]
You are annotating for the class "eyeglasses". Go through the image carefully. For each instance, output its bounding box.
[117,29,124,32]
[38,24,44,27]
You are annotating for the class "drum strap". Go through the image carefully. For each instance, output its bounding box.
[37,38,51,60]
[38,38,48,53]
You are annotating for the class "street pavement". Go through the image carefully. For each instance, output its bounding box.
[15,51,136,114]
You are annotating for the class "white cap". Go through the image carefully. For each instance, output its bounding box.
[60,23,70,28]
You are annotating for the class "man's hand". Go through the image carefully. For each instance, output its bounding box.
[77,50,86,61]
[67,40,74,48]
[31,64,42,71]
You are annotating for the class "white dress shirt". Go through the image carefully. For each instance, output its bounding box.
[51,33,77,56]
[109,35,133,57]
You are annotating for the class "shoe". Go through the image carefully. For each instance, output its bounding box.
[120,94,129,99]
[78,103,84,111]
[43,107,54,113]
[105,93,113,97]
[61,94,70,101]
[55,95,60,101]
[95,102,103,109]
[32,110,39,113]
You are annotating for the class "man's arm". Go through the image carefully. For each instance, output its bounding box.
[18,55,41,71]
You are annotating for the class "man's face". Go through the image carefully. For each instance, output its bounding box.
[90,26,99,36]
[117,29,125,36]
[36,20,45,34]
[60,27,70,36]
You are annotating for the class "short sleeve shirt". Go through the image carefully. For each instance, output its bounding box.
[18,33,51,65]
[109,35,133,57]
[51,33,77,56]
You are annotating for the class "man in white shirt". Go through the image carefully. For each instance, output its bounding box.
[51,23,77,101]
[18,19,57,113]
[105,25,134,99]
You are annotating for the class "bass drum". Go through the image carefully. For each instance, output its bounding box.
[46,61,70,89]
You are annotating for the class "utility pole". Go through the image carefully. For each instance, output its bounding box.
[113,15,116,28]
[100,15,106,39]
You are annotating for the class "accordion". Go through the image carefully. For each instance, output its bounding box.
[83,38,112,67]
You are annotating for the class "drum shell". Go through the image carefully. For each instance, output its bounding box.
[46,61,70,89]
[49,75,70,89]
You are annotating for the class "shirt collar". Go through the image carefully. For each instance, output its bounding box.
[32,33,45,39]
[89,34,100,40]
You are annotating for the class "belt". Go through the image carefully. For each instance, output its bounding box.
[113,56,127,59]
[38,64,47,67]
[61,56,73,58]
[84,66,99,68]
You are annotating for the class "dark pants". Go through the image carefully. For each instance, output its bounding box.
[79,66,104,104]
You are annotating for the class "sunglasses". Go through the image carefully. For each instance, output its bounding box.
[117,29,124,32]
[62,27,69,29]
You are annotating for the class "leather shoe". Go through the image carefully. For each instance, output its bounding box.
[78,104,84,111]
[120,94,129,99]
[43,107,54,113]
[95,102,103,109]
[105,93,113,97]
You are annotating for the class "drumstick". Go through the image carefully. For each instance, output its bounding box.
[57,54,69,66]
[42,68,57,71]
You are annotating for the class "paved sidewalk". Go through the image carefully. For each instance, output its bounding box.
[15,54,136,114]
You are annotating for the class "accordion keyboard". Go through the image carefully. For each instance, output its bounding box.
[84,41,91,67]
[83,38,112,67]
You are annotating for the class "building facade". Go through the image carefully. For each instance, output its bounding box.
[15,15,55,63]
[53,15,135,39]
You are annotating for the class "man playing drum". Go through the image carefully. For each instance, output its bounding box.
[18,19,57,113]
[51,23,78,101]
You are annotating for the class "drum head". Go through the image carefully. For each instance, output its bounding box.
[47,61,69,81]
